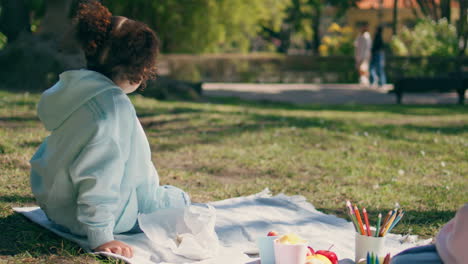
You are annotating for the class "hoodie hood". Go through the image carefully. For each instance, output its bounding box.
[38,70,121,131]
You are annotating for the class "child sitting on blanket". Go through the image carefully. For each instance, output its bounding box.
[29,0,190,258]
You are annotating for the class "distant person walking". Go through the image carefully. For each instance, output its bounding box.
[369,26,386,87]
[354,23,372,85]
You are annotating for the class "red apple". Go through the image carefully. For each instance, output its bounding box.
[315,250,338,264]
[267,231,279,236]
[306,246,315,256]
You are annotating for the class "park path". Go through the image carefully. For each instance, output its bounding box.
[202,83,464,105]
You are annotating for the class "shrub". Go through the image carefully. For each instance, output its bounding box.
[0,33,6,50]
[390,19,458,57]
[318,23,354,56]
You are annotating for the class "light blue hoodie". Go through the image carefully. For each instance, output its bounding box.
[30,70,189,249]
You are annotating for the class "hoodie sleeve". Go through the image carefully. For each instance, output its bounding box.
[69,91,133,249]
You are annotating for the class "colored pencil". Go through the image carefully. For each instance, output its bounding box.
[387,211,405,234]
[346,200,353,213]
[367,252,371,264]
[381,210,392,227]
[347,201,360,232]
[375,213,382,237]
[363,208,371,236]
[354,205,366,235]
[379,211,392,236]
[382,253,391,264]
[381,210,398,236]
[345,202,404,238]
[376,255,380,264]
[351,213,361,233]
[380,211,394,236]
[388,210,402,230]
[346,200,359,226]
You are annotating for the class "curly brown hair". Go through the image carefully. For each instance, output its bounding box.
[74,0,159,87]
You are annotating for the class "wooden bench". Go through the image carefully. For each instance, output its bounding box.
[391,75,467,104]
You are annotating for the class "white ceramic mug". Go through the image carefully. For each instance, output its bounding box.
[355,232,386,263]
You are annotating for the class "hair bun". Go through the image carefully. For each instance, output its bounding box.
[75,0,112,56]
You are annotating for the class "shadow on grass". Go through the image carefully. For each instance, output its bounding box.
[19,140,43,148]
[139,103,467,152]
[0,90,39,109]
[0,213,82,256]
[140,117,192,129]
[135,106,206,118]
[0,100,37,109]
[204,96,468,116]
[0,116,39,122]
[0,195,35,203]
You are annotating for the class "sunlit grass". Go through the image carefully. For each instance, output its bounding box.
[1,90,467,262]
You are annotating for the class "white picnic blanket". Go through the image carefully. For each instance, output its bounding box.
[13,189,431,263]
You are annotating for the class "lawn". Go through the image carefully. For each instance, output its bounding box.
[0,90,467,263]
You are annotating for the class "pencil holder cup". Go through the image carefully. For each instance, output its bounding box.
[257,236,278,264]
[273,239,307,264]
[355,232,385,263]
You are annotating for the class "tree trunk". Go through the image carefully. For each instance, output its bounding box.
[416,0,443,20]
[441,0,451,21]
[312,4,322,55]
[429,0,440,20]
[0,0,85,91]
[260,25,289,53]
[416,0,431,18]
[378,0,384,24]
[277,29,292,54]
[0,0,31,43]
[393,0,399,36]
[459,0,467,56]
[40,0,83,54]
[407,0,421,19]
[39,0,75,38]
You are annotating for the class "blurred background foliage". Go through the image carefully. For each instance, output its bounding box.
[0,0,466,98]
[318,23,354,56]
[0,32,6,49]
[104,0,290,53]
[0,0,465,55]
[102,0,364,54]
[391,18,460,57]
[0,0,363,54]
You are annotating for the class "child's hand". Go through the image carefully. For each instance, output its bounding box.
[94,240,133,258]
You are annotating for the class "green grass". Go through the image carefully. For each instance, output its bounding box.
[1,90,467,262]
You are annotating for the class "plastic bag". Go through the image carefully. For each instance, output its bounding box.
[138,204,219,261]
